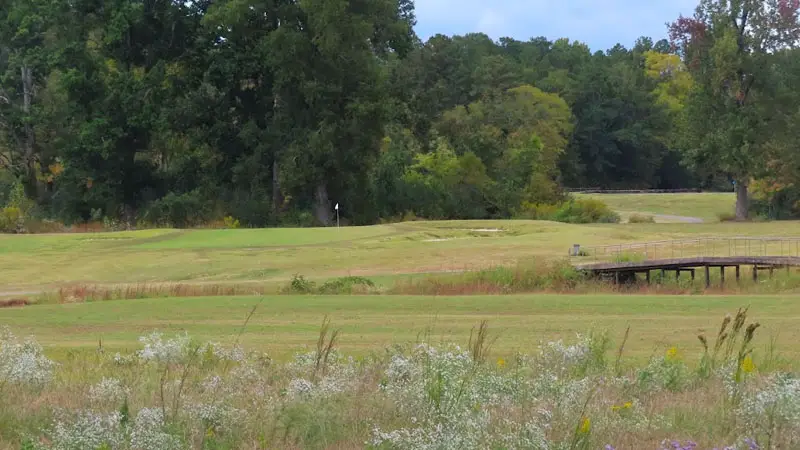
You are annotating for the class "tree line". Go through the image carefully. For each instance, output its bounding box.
[1,0,799,229]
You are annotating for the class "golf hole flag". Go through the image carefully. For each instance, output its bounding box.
[335,203,339,210]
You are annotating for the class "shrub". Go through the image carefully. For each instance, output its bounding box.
[223,216,241,229]
[717,211,737,222]
[284,274,316,294]
[0,206,22,233]
[318,276,376,294]
[628,214,655,223]
[519,199,620,224]
[553,199,620,224]
[143,191,211,228]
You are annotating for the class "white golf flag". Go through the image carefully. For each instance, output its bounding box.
[335,203,339,210]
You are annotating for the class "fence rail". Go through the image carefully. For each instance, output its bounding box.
[570,237,800,263]
[566,188,705,194]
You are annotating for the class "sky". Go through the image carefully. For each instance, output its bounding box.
[413,0,699,52]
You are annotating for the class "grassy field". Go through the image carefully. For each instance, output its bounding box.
[3,293,798,363]
[3,204,800,448]
[2,218,799,292]
[577,192,736,222]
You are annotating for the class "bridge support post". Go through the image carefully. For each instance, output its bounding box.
[720,266,725,286]
[753,266,758,282]
[736,265,740,283]
[690,269,695,282]
[645,270,650,284]
[676,269,680,280]
[705,265,710,289]
[769,266,774,278]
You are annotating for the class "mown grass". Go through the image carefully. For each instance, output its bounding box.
[577,192,736,222]
[3,219,800,292]
[4,293,800,364]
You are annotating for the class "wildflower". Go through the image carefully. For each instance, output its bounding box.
[496,357,506,369]
[743,437,760,450]
[579,417,591,434]
[0,328,56,386]
[612,401,634,412]
[741,355,756,374]
[605,446,616,450]
[665,346,680,361]
[88,377,128,403]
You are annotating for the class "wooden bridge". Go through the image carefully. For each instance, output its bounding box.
[569,237,800,287]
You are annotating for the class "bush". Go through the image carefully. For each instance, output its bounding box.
[717,211,736,222]
[284,274,316,294]
[0,206,22,233]
[142,191,211,228]
[519,199,620,224]
[318,276,376,294]
[628,214,655,224]
[223,216,241,229]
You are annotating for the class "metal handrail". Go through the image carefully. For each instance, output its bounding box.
[570,237,800,262]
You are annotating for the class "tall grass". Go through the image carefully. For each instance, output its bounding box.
[36,283,274,304]
[387,262,800,296]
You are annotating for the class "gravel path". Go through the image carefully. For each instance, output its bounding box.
[649,214,705,224]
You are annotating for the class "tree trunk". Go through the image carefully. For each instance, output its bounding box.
[272,158,283,214]
[735,179,749,221]
[313,183,332,226]
[21,65,38,200]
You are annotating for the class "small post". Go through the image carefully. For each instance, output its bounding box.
[661,269,666,279]
[675,269,680,280]
[705,265,710,289]
[735,265,741,283]
[646,270,651,284]
[720,266,725,286]
[769,266,774,278]
[753,266,758,282]
[691,269,696,282]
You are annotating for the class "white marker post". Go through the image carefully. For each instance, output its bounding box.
[335,203,340,229]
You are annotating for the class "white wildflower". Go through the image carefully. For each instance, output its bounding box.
[287,378,315,399]
[89,377,129,403]
[47,410,124,450]
[137,332,191,364]
[130,407,182,450]
[737,373,800,442]
[187,402,242,430]
[0,327,56,387]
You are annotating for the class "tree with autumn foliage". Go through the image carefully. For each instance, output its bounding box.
[670,0,800,220]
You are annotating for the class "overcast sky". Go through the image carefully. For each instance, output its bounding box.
[413,0,699,51]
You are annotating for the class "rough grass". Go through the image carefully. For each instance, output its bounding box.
[0,310,795,450]
[577,192,736,222]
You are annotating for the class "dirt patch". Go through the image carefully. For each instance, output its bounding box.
[0,298,30,308]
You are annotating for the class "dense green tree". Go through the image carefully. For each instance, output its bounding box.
[3,0,799,228]
[670,0,800,220]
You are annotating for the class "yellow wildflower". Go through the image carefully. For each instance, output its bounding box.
[579,417,591,434]
[741,355,756,374]
[666,346,679,361]
[611,405,620,412]
[496,357,506,369]
[623,401,633,409]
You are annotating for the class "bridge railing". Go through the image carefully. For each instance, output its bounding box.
[569,237,800,263]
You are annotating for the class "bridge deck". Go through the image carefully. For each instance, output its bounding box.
[576,256,800,273]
